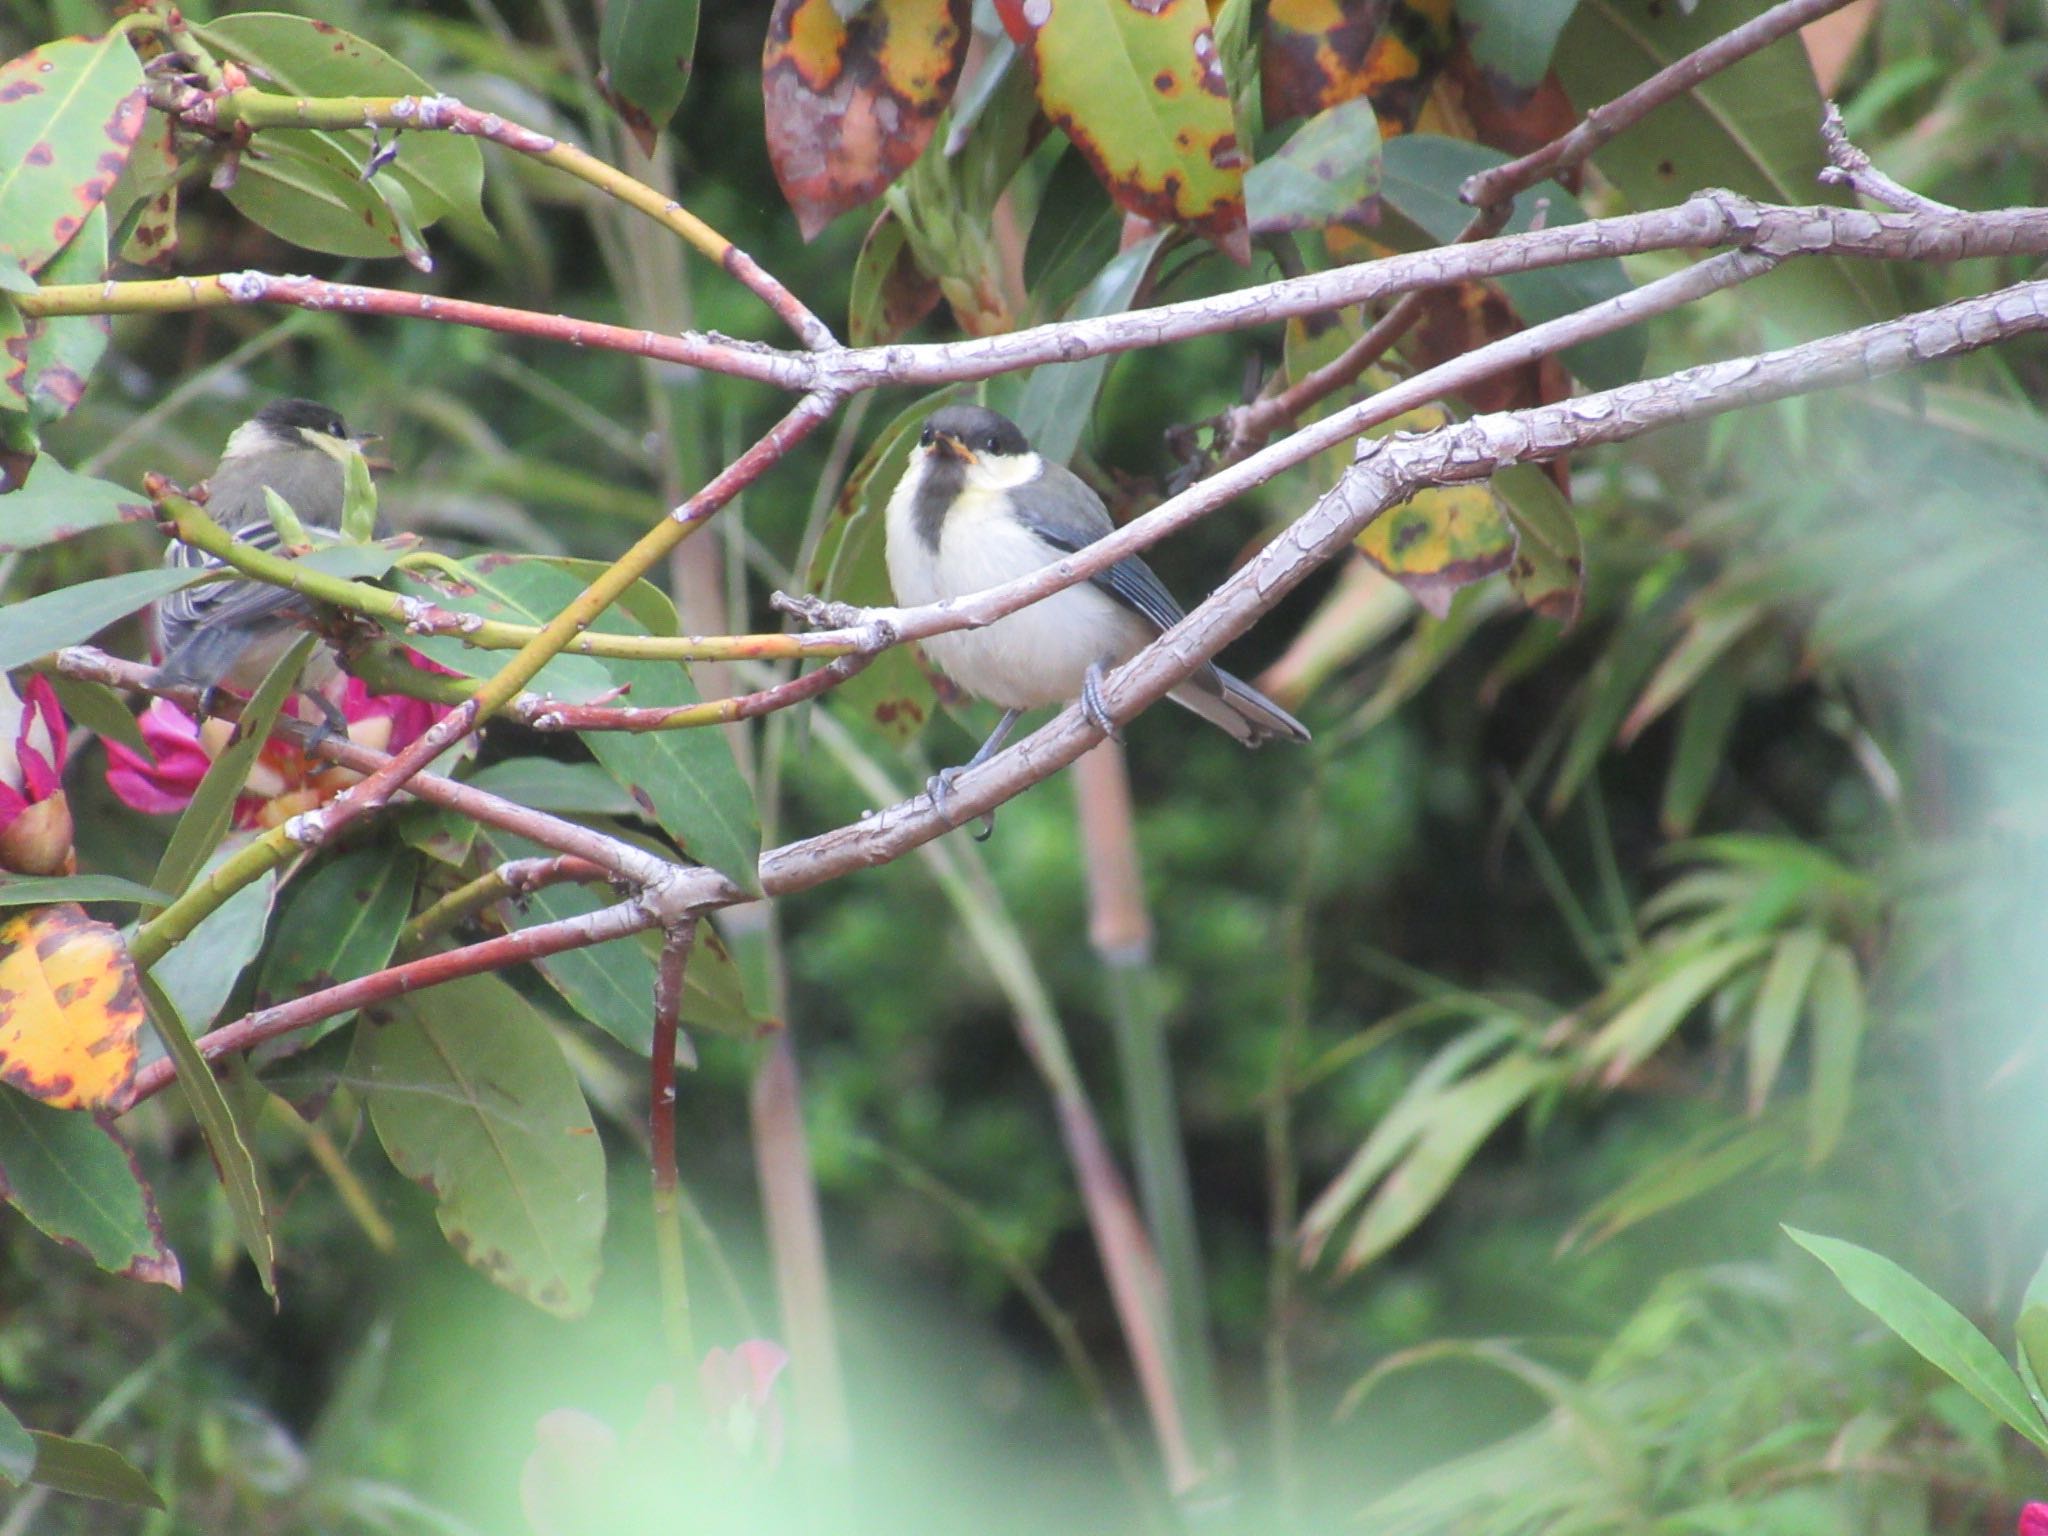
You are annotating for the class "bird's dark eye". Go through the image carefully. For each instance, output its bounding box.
[983,433,1001,452]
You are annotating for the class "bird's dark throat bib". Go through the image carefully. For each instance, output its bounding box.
[911,453,965,552]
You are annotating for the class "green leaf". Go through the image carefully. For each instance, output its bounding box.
[809,388,962,745]
[0,567,199,673]
[1786,1227,2048,1455]
[848,207,940,348]
[599,0,701,153]
[412,558,760,890]
[0,1400,29,1485]
[1553,0,1893,328]
[0,34,146,274]
[1548,604,1668,815]
[0,455,145,552]
[0,874,167,908]
[196,13,486,233]
[1659,657,1743,836]
[139,973,276,1296]
[999,0,1248,260]
[44,674,145,755]
[1299,1018,1519,1257]
[1803,942,1865,1165]
[1495,462,1584,622]
[1563,1112,1795,1254]
[1745,927,1824,1115]
[1621,602,1761,744]
[151,636,316,900]
[20,202,109,425]
[1245,96,1381,234]
[222,128,409,263]
[26,1432,163,1509]
[1460,0,1584,89]
[0,1084,179,1285]
[1378,134,1642,391]
[253,848,416,1043]
[1337,1052,1557,1273]
[2018,1248,2048,1424]
[462,759,639,817]
[1585,936,1771,1082]
[339,440,378,542]
[486,832,763,1048]
[1013,228,1169,469]
[354,973,606,1316]
[146,860,277,1032]
[260,486,309,551]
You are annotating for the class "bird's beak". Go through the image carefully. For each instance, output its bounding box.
[351,432,381,446]
[928,434,977,465]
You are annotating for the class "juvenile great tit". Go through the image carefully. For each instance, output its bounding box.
[884,404,1308,829]
[152,398,380,715]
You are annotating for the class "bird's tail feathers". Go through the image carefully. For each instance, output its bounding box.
[1169,666,1310,747]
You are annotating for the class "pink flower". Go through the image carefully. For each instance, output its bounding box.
[106,671,450,830]
[2020,1502,2048,1536]
[0,674,74,876]
[700,1338,789,1466]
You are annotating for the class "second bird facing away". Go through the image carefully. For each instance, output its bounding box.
[884,404,1308,831]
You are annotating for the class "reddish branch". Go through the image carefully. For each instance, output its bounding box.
[125,895,660,1106]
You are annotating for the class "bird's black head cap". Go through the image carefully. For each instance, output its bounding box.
[920,405,1030,457]
[253,398,350,441]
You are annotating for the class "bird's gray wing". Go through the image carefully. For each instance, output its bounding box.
[155,518,332,635]
[1012,461,1188,635]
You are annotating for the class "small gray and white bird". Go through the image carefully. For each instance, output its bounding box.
[884,404,1307,828]
[153,398,377,714]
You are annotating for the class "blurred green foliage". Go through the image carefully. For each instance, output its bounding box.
[2,0,2048,1532]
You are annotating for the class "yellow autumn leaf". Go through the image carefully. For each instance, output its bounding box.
[0,903,144,1110]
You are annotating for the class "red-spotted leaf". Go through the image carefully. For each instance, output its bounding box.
[600,0,701,155]
[20,203,108,425]
[763,0,972,241]
[997,0,1249,262]
[1262,0,1455,132]
[0,33,146,275]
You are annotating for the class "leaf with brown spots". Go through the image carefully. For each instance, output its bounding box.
[0,33,145,276]
[20,202,109,425]
[764,0,973,241]
[1355,399,1517,616]
[599,0,701,155]
[0,1081,179,1286]
[849,208,942,347]
[996,0,1249,263]
[1261,0,1454,133]
[0,904,142,1112]
[353,974,606,1318]
[1244,93,1381,233]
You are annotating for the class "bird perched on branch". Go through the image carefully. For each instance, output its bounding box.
[884,404,1308,835]
[152,398,379,718]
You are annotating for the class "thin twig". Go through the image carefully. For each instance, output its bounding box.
[1817,100,1961,216]
[153,83,836,350]
[126,896,661,1106]
[1460,0,1862,208]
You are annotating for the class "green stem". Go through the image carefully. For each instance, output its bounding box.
[159,493,855,664]
[128,829,296,971]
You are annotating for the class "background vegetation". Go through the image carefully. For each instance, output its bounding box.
[2,0,2047,1532]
